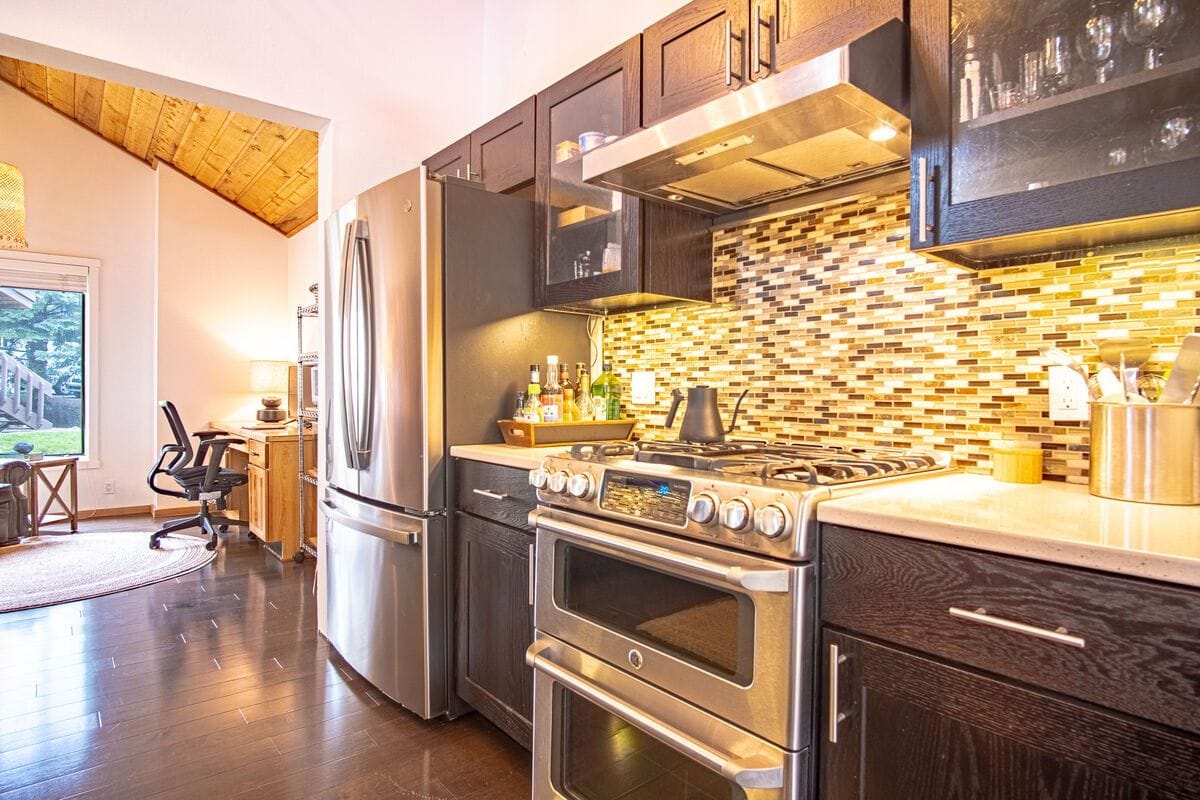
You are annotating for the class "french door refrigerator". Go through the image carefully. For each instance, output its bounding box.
[323,168,586,718]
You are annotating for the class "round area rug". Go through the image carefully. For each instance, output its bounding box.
[0,532,217,613]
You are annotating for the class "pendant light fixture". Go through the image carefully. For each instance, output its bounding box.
[0,161,29,249]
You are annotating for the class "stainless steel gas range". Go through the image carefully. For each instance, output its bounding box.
[525,440,951,800]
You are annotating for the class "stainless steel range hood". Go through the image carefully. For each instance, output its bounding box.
[583,19,909,216]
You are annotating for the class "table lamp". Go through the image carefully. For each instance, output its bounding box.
[250,360,290,422]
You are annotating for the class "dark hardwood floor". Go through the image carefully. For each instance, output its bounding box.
[0,517,531,800]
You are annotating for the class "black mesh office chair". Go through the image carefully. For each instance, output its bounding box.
[147,401,247,551]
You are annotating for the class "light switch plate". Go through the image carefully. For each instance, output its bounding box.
[631,371,656,405]
[1048,365,1090,422]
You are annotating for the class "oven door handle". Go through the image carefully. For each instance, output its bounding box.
[527,640,785,790]
[536,514,791,593]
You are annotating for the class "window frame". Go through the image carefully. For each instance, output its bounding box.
[0,250,100,468]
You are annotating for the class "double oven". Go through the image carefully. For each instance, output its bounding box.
[526,455,818,799]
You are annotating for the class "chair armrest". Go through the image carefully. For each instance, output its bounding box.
[0,462,30,498]
[192,429,226,440]
[147,444,189,498]
[196,438,245,489]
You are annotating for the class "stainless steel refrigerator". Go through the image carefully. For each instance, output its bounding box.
[322,168,586,718]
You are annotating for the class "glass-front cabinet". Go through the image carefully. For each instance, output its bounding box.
[535,37,713,312]
[911,0,1200,267]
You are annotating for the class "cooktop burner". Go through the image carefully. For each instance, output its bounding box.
[567,439,946,486]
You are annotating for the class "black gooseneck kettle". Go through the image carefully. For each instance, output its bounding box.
[665,386,749,443]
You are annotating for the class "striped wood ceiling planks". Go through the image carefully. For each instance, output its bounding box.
[0,56,318,236]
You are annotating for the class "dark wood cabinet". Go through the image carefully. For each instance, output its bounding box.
[535,36,712,313]
[820,630,1200,800]
[909,0,1200,267]
[423,135,470,181]
[424,98,536,194]
[452,459,537,749]
[773,0,904,72]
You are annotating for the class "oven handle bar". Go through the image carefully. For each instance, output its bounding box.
[534,513,791,593]
[527,640,785,790]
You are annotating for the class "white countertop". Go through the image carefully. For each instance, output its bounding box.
[818,472,1200,588]
[450,443,569,471]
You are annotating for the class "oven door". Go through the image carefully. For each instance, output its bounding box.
[534,507,812,750]
[529,635,808,800]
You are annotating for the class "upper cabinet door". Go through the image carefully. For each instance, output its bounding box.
[643,0,751,127]
[470,97,536,194]
[534,37,643,309]
[423,135,471,181]
[772,0,904,73]
[910,0,1200,266]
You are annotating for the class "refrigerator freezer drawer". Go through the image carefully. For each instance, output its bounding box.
[324,492,447,718]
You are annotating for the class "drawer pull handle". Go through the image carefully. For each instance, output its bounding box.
[949,606,1085,649]
[472,489,508,500]
[827,643,848,744]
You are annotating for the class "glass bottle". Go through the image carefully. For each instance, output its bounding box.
[524,365,542,422]
[559,363,580,422]
[541,356,562,422]
[575,363,595,420]
[513,391,526,421]
[958,34,984,122]
[591,363,622,422]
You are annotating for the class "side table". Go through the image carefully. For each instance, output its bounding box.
[28,456,79,535]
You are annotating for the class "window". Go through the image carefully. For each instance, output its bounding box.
[0,253,98,462]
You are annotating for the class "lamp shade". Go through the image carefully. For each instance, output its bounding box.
[249,360,290,394]
[0,162,28,249]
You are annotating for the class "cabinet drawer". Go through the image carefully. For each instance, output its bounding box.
[455,459,538,531]
[821,525,1200,735]
[246,439,267,468]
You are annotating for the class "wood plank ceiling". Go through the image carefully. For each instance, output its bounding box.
[0,56,317,236]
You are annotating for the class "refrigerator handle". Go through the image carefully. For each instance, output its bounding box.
[338,219,361,470]
[355,222,377,469]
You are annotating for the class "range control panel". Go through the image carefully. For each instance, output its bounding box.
[599,472,691,527]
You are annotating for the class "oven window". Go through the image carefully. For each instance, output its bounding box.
[559,543,754,685]
[557,689,747,800]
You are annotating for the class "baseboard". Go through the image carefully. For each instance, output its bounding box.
[151,506,197,519]
[78,504,152,519]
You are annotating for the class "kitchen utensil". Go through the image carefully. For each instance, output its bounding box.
[1041,347,1096,398]
[1096,366,1124,397]
[1077,1,1121,84]
[1160,334,1200,403]
[1122,0,1183,70]
[665,386,749,444]
[1090,401,1200,504]
[1096,337,1152,400]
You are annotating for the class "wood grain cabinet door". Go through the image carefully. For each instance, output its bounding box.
[643,0,750,126]
[771,0,904,74]
[454,511,535,749]
[423,135,471,181]
[247,464,266,537]
[821,630,1200,800]
[470,97,535,194]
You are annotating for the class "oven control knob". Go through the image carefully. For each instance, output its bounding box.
[548,470,571,494]
[687,492,719,525]
[719,498,754,532]
[529,468,550,490]
[567,472,596,499]
[754,503,792,539]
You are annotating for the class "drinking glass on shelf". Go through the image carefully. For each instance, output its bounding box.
[1150,106,1197,159]
[1122,0,1184,70]
[1041,13,1074,95]
[1100,133,1141,172]
[1020,46,1044,103]
[1077,1,1121,84]
[989,81,1021,110]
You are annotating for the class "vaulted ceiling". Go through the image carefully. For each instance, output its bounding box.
[0,56,318,236]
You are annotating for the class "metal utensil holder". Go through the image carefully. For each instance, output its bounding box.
[1089,402,1200,505]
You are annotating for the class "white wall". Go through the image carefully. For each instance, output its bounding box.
[155,167,291,510]
[0,79,158,511]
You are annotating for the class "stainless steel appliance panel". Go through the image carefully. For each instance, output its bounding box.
[324,197,360,498]
[534,507,812,750]
[324,491,447,718]
[528,635,808,800]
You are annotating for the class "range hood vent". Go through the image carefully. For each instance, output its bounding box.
[583,19,910,215]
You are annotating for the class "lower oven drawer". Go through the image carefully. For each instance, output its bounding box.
[534,507,812,751]
[528,635,809,800]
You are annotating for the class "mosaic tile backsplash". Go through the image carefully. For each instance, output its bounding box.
[604,190,1200,482]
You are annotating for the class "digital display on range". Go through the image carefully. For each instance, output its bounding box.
[600,472,690,526]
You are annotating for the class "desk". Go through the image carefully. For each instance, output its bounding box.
[210,421,316,562]
[27,457,78,535]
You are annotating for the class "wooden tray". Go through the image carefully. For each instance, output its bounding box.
[497,419,635,447]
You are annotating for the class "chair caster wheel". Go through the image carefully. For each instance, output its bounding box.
[219,524,229,533]
[292,551,306,563]
[149,538,162,550]
[205,541,218,551]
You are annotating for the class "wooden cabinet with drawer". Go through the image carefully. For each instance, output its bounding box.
[424,97,536,195]
[452,457,538,749]
[819,525,1200,799]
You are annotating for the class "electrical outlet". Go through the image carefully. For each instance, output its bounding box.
[103,479,115,495]
[631,371,656,405]
[1048,365,1090,422]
